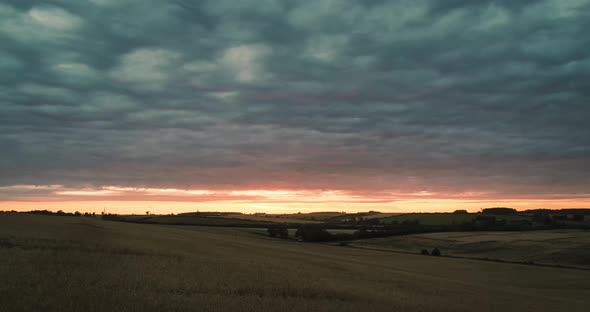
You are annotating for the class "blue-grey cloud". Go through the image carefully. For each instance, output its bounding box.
[1,0,589,198]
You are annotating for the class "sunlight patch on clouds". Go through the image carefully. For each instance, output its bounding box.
[56,190,120,196]
[476,4,511,31]
[53,63,99,79]
[229,190,381,203]
[208,91,238,102]
[103,187,213,196]
[409,191,437,196]
[3,185,590,213]
[540,0,590,18]
[221,44,271,83]
[0,185,64,191]
[305,35,348,63]
[0,4,79,43]
[28,7,81,30]
[111,48,181,89]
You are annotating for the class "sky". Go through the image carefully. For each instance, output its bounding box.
[1,0,589,214]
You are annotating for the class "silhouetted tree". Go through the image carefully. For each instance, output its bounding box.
[267,226,289,239]
[295,226,332,242]
[277,226,289,239]
[482,207,516,214]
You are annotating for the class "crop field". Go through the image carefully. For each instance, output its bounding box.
[379,213,477,225]
[352,230,590,268]
[275,212,347,222]
[119,214,274,227]
[1,213,589,311]
[225,213,321,224]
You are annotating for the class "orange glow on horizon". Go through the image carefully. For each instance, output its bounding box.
[1,198,590,215]
[2,184,590,214]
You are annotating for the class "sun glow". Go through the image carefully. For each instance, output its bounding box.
[1,184,590,214]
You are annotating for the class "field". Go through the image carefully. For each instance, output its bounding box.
[112,213,324,226]
[1,213,589,311]
[118,214,275,227]
[225,213,322,224]
[379,213,477,225]
[352,230,590,268]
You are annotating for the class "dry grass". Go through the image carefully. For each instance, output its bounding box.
[352,230,590,268]
[1,213,589,311]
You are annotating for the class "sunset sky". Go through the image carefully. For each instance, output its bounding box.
[1,0,589,214]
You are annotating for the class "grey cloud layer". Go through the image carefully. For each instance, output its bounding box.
[1,0,589,196]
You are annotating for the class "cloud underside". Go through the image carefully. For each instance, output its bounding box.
[1,0,589,202]
[2,185,590,205]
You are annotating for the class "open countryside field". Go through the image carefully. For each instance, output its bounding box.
[120,214,275,227]
[227,212,402,223]
[379,213,478,225]
[118,213,325,226]
[225,213,322,224]
[352,230,590,269]
[1,213,589,312]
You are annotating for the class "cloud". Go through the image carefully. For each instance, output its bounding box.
[0,4,81,44]
[110,48,182,90]
[221,44,271,83]
[0,0,589,203]
[28,6,81,30]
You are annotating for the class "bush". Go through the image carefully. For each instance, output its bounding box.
[267,226,289,239]
[295,226,332,242]
[277,226,289,239]
[431,248,441,256]
[420,249,429,255]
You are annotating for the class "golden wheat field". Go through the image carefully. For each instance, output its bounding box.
[352,230,590,269]
[1,213,589,312]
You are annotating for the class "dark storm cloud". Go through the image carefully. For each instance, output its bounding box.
[1,0,589,198]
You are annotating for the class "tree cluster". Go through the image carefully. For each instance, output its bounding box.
[481,207,517,214]
[25,210,82,217]
[294,226,333,242]
[267,226,289,239]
